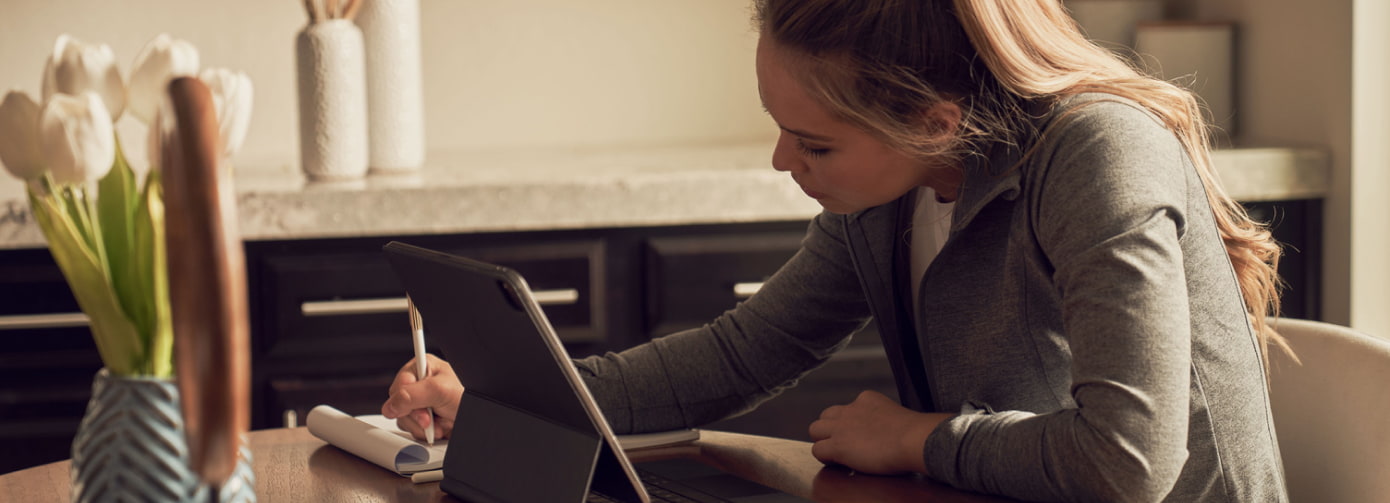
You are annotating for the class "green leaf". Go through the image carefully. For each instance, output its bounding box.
[98,139,151,339]
[29,185,144,376]
[133,173,173,378]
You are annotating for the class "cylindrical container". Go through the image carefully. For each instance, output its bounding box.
[1066,0,1165,52]
[355,0,427,174]
[1135,21,1236,137]
[295,19,369,181]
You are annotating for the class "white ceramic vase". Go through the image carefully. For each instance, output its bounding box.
[355,0,427,174]
[295,19,370,181]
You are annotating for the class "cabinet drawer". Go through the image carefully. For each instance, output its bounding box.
[253,240,604,364]
[267,374,398,428]
[643,231,804,337]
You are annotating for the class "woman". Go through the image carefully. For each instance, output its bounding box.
[383,1,1289,500]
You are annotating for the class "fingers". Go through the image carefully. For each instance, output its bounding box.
[382,355,465,442]
[433,414,454,440]
[811,436,842,466]
[383,356,461,418]
[396,413,426,441]
[394,407,455,442]
[381,381,418,418]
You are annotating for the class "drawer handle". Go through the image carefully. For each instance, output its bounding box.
[0,312,91,330]
[733,282,764,299]
[301,289,581,317]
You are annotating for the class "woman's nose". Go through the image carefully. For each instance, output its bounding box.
[771,133,804,173]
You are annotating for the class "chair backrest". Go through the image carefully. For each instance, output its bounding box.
[1267,318,1390,503]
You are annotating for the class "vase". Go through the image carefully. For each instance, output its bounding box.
[295,18,370,182]
[355,0,426,174]
[70,369,256,502]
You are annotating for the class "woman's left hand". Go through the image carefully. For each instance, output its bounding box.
[807,390,952,475]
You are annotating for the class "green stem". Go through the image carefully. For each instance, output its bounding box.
[60,185,92,250]
[81,184,111,281]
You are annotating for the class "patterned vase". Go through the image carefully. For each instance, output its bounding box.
[70,369,256,502]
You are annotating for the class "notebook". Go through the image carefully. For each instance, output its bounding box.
[383,241,811,502]
[304,403,700,476]
[306,404,447,475]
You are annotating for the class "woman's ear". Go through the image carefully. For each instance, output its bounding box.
[921,100,963,139]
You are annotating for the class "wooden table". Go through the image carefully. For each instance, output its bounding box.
[0,427,1012,502]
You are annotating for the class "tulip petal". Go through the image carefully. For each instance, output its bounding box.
[41,92,116,185]
[128,34,200,124]
[42,34,126,119]
[199,68,254,159]
[0,91,47,180]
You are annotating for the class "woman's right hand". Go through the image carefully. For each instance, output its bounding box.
[382,354,464,441]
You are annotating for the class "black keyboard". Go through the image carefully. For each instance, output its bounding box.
[588,459,811,503]
[588,468,717,502]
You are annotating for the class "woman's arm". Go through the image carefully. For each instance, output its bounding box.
[574,211,875,434]
[925,101,1199,502]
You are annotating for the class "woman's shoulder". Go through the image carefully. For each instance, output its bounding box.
[1039,92,1172,140]
[1024,92,1187,166]
[1016,91,1195,205]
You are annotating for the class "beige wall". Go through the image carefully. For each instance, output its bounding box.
[1351,0,1390,336]
[1170,0,1390,335]
[0,0,774,170]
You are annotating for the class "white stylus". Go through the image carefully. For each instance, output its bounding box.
[407,295,434,446]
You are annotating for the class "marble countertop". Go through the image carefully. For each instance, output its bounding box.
[0,141,1329,250]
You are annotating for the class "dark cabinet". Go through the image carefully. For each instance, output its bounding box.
[238,221,896,442]
[643,230,806,336]
[244,233,615,430]
[1244,200,1322,321]
[0,249,105,475]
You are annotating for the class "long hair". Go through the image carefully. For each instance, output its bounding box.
[753,0,1290,364]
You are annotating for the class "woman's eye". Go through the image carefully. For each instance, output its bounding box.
[796,139,829,158]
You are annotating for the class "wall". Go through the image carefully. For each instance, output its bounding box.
[1350,0,1390,336]
[0,0,774,171]
[1169,0,1390,335]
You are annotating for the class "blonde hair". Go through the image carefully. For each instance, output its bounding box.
[754,0,1290,364]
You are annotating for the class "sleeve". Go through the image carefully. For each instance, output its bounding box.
[924,101,1196,503]
[573,211,874,434]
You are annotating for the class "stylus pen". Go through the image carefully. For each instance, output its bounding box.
[407,295,435,446]
[411,469,444,484]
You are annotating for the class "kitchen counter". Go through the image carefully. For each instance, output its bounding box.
[0,141,1329,250]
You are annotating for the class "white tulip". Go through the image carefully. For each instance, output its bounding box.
[146,99,169,171]
[198,68,253,158]
[0,91,47,181]
[41,92,115,185]
[127,33,199,124]
[41,34,126,120]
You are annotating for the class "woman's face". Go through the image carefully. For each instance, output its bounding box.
[756,37,942,215]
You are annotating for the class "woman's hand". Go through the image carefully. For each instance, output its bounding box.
[381,354,464,441]
[807,390,951,476]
